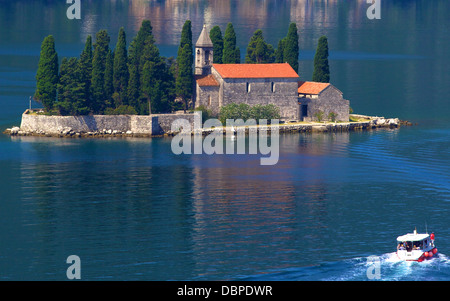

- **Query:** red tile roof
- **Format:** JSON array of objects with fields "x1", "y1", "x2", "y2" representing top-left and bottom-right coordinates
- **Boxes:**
[
  {"x1": 196, "y1": 74, "x2": 219, "y2": 86},
  {"x1": 213, "y1": 63, "x2": 299, "y2": 79},
  {"x1": 297, "y1": 81, "x2": 330, "y2": 95}
]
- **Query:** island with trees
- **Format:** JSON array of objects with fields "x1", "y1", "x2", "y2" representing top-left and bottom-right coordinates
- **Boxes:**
[{"x1": 4, "y1": 20, "x2": 407, "y2": 138}]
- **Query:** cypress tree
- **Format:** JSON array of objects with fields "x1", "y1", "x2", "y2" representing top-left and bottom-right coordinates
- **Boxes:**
[
  {"x1": 113, "y1": 27, "x2": 128, "y2": 106},
  {"x1": 223, "y1": 22, "x2": 240, "y2": 64},
  {"x1": 312, "y1": 35, "x2": 330, "y2": 83},
  {"x1": 91, "y1": 29, "x2": 110, "y2": 113},
  {"x1": 34, "y1": 35, "x2": 59, "y2": 112},
  {"x1": 176, "y1": 21, "x2": 194, "y2": 112},
  {"x1": 57, "y1": 57, "x2": 86, "y2": 115},
  {"x1": 283, "y1": 23, "x2": 299, "y2": 73},
  {"x1": 178, "y1": 20, "x2": 193, "y2": 66},
  {"x1": 245, "y1": 29, "x2": 275, "y2": 64},
  {"x1": 56, "y1": 57, "x2": 73, "y2": 115},
  {"x1": 235, "y1": 47, "x2": 241, "y2": 64},
  {"x1": 139, "y1": 37, "x2": 161, "y2": 115},
  {"x1": 176, "y1": 44, "x2": 193, "y2": 112},
  {"x1": 127, "y1": 43, "x2": 140, "y2": 110},
  {"x1": 127, "y1": 20, "x2": 155, "y2": 111},
  {"x1": 275, "y1": 37, "x2": 286, "y2": 63},
  {"x1": 104, "y1": 49, "x2": 114, "y2": 108},
  {"x1": 209, "y1": 26, "x2": 223, "y2": 64},
  {"x1": 78, "y1": 35, "x2": 92, "y2": 113}
]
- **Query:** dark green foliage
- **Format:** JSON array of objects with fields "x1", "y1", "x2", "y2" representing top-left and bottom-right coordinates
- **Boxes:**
[
  {"x1": 194, "y1": 105, "x2": 214, "y2": 122},
  {"x1": 104, "y1": 49, "x2": 114, "y2": 108},
  {"x1": 283, "y1": 23, "x2": 299, "y2": 73},
  {"x1": 178, "y1": 20, "x2": 193, "y2": 66},
  {"x1": 56, "y1": 57, "x2": 88, "y2": 115},
  {"x1": 140, "y1": 38, "x2": 161, "y2": 114},
  {"x1": 33, "y1": 21, "x2": 178, "y2": 116},
  {"x1": 219, "y1": 103, "x2": 280, "y2": 125},
  {"x1": 312, "y1": 35, "x2": 330, "y2": 83},
  {"x1": 78, "y1": 35, "x2": 93, "y2": 112},
  {"x1": 91, "y1": 29, "x2": 110, "y2": 113},
  {"x1": 209, "y1": 26, "x2": 223, "y2": 64},
  {"x1": 104, "y1": 105, "x2": 137, "y2": 115},
  {"x1": 34, "y1": 35, "x2": 59, "y2": 112},
  {"x1": 223, "y1": 22, "x2": 240, "y2": 64},
  {"x1": 275, "y1": 38, "x2": 286, "y2": 63},
  {"x1": 245, "y1": 29, "x2": 275, "y2": 64},
  {"x1": 127, "y1": 20, "x2": 155, "y2": 109},
  {"x1": 176, "y1": 20, "x2": 194, "y2": 112},
  {"x1": 176, "y1": 43, "x2": 193, "y2": 111},
  {"x1": 113, "y1": 27, "x2": 128, "y2": 106},
  {"x1": 249, "y1": 104, "x2": 280, "y2": 121}
]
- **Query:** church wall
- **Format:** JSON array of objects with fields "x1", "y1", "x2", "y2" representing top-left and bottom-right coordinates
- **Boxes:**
[
  {"x1": 195, "y1": 84, "x2": 220, "y2": 116},
  {"x1": 219, "y1": 77, "x2": 300, "y2": 121}
]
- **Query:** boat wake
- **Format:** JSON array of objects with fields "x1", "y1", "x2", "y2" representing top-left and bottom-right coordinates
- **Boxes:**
[{"x1": 241, "y1": 253, "x2": 450, "y2": 281}]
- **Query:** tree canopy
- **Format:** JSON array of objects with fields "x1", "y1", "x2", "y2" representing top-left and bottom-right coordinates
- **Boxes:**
[
  {"x1": 283, "y1": 23, "x2": 299, "y2": 73},
  {"x1": 312, "y1": 35, "x2": 330, "y2": 83},
  {"x1": 245, "y1": 29, "x2": 275, "y2": 64},
  {"x1": 209, "y1": 26, "x2": 223, "y2": 64},
  {"x1": 34, "y1": 35, "x2": 59, "y2": 112},
  {"x1": 223, "y1": 22, "x2": 240, "y2": 64}
]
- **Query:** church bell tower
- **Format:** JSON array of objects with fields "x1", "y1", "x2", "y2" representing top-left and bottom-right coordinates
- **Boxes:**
[{"x1": 195, "y1": 25, "x2": 214, "y2": 75}]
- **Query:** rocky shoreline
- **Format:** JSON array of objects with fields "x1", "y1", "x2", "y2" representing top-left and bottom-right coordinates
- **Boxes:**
[{"x1": 3, "y1": 114, "x2": 413, "y2": 138}]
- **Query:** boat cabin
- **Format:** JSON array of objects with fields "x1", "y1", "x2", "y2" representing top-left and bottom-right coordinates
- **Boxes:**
[{"x1": 397, "y1": 233, "x2": 432, "y2": 251}]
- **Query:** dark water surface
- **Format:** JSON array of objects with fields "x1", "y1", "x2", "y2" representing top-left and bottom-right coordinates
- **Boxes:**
[{"x1": 1, "y1": 0, "x2": 450, "y2": 280}]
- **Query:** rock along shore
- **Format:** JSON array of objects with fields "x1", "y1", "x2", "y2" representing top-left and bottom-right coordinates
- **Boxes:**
[{"x1": 3, "y1": 112, "x2": 413, "y2": 138}]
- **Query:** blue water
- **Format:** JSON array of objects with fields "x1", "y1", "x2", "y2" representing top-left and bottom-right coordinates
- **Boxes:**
[{"x1": 1, "y1": 0, "x2": 450, "y2": 281}]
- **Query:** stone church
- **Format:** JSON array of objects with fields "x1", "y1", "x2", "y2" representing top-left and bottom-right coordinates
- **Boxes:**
[{"x1": 194, "y1": 25, "x2": 349, "y2": 122}]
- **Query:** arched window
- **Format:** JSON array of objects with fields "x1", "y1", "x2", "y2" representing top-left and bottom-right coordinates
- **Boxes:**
[
  {"x1": 246, "y1": 82, "x2": 251, "y2": 93},
  {"x1": 271, "y1": 82, "x2": 275, "y2": 92}
]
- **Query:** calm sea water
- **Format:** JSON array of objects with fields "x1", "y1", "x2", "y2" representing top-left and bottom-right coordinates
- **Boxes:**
[{"x1": 1, "y1": 0, "x2": 450, "y2": 281}]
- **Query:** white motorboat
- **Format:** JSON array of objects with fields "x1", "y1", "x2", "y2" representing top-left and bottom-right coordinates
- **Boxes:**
[{"x1": 396, "y1": 228, "x2": 437, "y2": 262}]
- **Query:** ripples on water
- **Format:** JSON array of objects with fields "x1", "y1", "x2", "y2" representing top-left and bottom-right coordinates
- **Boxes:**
[{"x1": 0, "y1": 127, "x2": 447, "y2": 280}]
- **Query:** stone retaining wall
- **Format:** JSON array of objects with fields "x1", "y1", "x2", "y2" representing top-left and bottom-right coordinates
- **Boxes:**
[
  {"x1": 15, "y1": 110, "x2": 199, "y2": 137},
  {"x1": 4, "y1": 111, "x2": 408, "y2": 138}
]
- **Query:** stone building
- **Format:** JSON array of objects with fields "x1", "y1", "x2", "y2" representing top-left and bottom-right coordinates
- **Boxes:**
[
  {"x1": 194, "y1": 25, "x2": 349, "y2": 122},
  {"x1": 298, "y1": 81, "x2": 349, "y2": 122}
]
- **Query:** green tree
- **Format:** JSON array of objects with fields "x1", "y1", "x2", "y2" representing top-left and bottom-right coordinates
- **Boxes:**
[
  {"x1": 312, "y1": 35, "x2": 330, "y2": 83},
  {"x1": 283, "y1": 23, "x2": 299, "y2": 73},
  {"x1": 127, "y1": 20, "x2": 155, "y2": 110},
  {"x1": 223, "y1": 22, "x2": 240, "y2": 64},
  {"x1": 209, "y1": 25, "x2": 223, "y2": 64},
  {"x1": 78, "y1": 35, "x2": 93, "y2": 113},
  {"x1": 57, "y1": 57, "x2": 87, "y2": 115},
  {"x1": 139, "y1": 37, "x2": 161, "y2": 114},
  {"x1": 245, "y1": 29, "x2": 275, "y2": 64},
  {"x1": 56, "y1": 57, "x2": 75, "y2": 115},
  {"x1": 178, "y1": 20, "x2": 193, "y2": 66},
  {"x1": 176, "y1": 44, "x2": 193, "y2": 112},
  {"x1": 34, "y1": 35, "x2": 59, "y2": 112},
  {"x1": 275, "y1": 37, "x2": 286, "y2": 63},
  {"x1": 219, "y1": 103, "x2": 250, "y2": 124},
  {"x1": 91, "y1": 29, "x2": 110, "y2": 113},
  {"x1": 176, "y1": 21, "x2": 194, "y2": 112},
  {"x1": 113, "y1": 27, "x2": 129, "y2": 107},
  {"x1": 104, "y1": 49, "x2": 114, "y2": 108}
]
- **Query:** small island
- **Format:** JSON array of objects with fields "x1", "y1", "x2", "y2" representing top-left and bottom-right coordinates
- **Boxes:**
[{"x1": 4, "y1": 20, "x2": 410, "y2": 138}]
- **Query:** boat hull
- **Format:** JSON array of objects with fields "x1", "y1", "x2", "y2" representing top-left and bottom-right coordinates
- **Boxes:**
[{"x1": 397, "y1": 247, "x2": 437, "y2": 262}]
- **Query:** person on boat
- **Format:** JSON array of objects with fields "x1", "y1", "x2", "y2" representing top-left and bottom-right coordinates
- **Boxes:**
[{"x1": 398, "y1": 242, "x2": 405, "y2": 250}]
